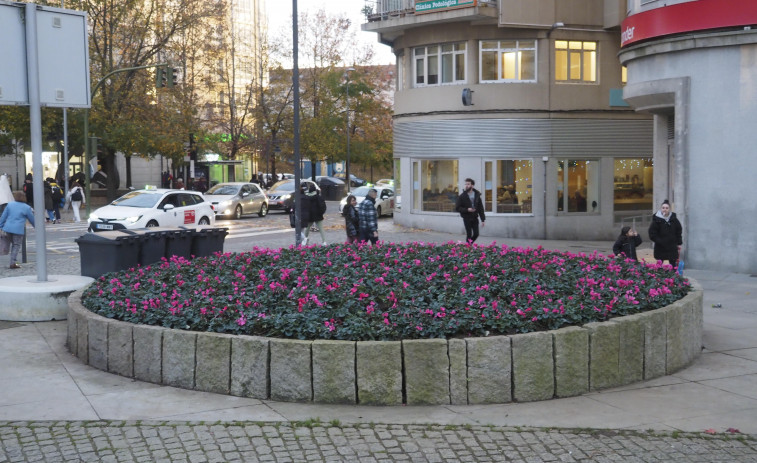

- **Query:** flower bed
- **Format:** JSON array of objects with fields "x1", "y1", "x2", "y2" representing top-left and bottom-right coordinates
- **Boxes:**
[{"x1": 80, "y1": 242, "x2": 690, "y2": 341}]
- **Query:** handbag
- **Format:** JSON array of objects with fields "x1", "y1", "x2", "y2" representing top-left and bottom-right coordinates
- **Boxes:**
[
  {"x1": 288, "y1": 209, "x2": 296, "y2": 228},
  {"x1": 0, "y1": 231, "x2": 10, "y2": 256}
]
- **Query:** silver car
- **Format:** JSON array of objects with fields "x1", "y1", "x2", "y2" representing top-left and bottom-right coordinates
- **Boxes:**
[{"x1": 205, "y1": 182, "x2": 269, "y2": 219}]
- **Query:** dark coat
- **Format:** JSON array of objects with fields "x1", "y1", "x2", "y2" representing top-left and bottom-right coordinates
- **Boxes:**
[
  {"x1": 455, "y1": 188, "x2": 486, "y2": 222},
  {"x1": 613, "y1": 235, "x2": 643, "y2": 260},
  {"x1": 299, "y1": 190, "x2": 326, "y2": 226},
  {"x1": 343, "y1": 204, "x2": 359, "y2": 238},
  {"x1": 43, "y1": 183, "x2": 53, "y2": 210},
  {"x1": 648, "y1": 212, "x2": 683, "y2": 260}
]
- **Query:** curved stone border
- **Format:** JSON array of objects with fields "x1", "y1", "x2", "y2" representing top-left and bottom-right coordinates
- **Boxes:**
[{"x1": 66, "y1": 280, "x2": 703, "y2": 405}]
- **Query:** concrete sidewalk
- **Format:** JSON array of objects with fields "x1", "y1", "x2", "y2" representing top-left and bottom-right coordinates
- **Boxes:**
[{"x1": 1, "y1": 224, "x2": 756, "y2": 461}]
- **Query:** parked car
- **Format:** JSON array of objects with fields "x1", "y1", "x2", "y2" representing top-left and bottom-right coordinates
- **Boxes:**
[
  {"x1": 333, "y1": 173, "x2": 367, "y2": 188},
  {"x1": 339, "y1": 185, "x2": 396, "y2": 217},
  {"x1": 88, "y1": 188, "x2": 215, "y2": 231},
  {"x1": 315, "y1": 176, "x2": 347, "y2": 200},
  {"x1": 205, "y1": 182, "x2": 269, "y2": 219},
  {"x1": 265, "y1": 179, "x2": 319, "y2": 213}
]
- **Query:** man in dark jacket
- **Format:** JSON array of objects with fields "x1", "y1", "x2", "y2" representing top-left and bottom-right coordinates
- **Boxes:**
[
  {"x1": 299, "y1": 183, "x2": 327, "y2": 245},
  {"x1": 358, "y1": 188, "x2": 379, "y2": 245},
  {"x1": 455, "y1": 178, "x2": 486, "y2": 243},
  {"x1": 648, "y1": 199, "x2": 683, "y2": 265}
]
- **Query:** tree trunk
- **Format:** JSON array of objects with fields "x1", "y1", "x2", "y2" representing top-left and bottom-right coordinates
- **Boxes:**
[{"x1": 125, "y1": 155, "x2": 132, "y2": 188}]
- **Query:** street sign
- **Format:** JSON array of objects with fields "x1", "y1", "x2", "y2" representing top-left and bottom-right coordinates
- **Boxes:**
[{"x1": 0, "y1": 4, "x2": 27, "y2": 105}]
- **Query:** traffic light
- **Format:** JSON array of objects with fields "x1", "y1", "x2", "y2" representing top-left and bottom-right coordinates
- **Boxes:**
[
  {"x1": 166, "y1": 67, "x2": 179, "y2": 87},
  {"x1": 155, "y1": 66, "x2": 167, "y2": 88}
]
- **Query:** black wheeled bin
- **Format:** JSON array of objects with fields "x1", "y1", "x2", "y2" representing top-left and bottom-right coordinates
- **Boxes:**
[
  {"x1": 182, "y1": 226, "x2": 229, "y2": 258},
  {"x1": 120, "y1": 228, "x2": 168, "y2": 265},
  {"x1": 157, "y1": 227, "x2": 194, "y2": 260},
  {"x1": 75, "y1": 231, "x2": 141, "y2": 278}
]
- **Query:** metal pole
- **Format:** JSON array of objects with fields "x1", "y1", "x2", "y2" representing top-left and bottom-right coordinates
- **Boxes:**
[
  {"x1": 293, "y1": 0, "x2": 302, "y2": 245},
  {"x1": 24, "y1": 3, "x2": 48, "y2": 281},
  {"x1": 346, "y1": 73, "x2": 351, "y2": 193}
]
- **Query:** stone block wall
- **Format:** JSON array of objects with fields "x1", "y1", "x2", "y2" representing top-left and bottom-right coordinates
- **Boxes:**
[{"x1": 67, "y1": 279, "x2": 703, "y2": 406}]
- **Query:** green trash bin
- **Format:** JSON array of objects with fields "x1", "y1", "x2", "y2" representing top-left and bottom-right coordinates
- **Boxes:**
[
  {"x1": 120, "y1": 228, "x2": 168, "y2": 265},
  {"x1": 75, "y1": 231, "x2": 141, "y2": 278},
  {"x1": 182, "y1": 226, "x2": 229, "y2": 258}
]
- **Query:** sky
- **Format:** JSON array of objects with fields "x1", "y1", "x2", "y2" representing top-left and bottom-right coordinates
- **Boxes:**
[{"x1": 264, "y1": 0, "x2": 395, "y2": 65}]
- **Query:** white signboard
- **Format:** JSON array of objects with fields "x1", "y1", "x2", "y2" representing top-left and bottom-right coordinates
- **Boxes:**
[{"x1": 0, "y1": 2, "x2": 90, "y2": 107}]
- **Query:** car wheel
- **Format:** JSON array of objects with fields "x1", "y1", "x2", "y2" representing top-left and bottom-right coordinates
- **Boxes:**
[
  {"x1": 234, "y1": 205, "x2": 243, "y2": 220},
  {"x1": 146, "y1": 220, "x2": 159, "y2": 227},
  {"x1": 376, "y1": 205, "x2": 382, "y2": 217},
  {"x1": 258, "y1": 203, "x2": 268, "y2": 217},
  {"x1": 198, "y1": 217, "x2": 210, "y2": 225}
]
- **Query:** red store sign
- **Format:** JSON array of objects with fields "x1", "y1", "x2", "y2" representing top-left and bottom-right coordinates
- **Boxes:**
[{"x1": 621, "y1": 0, "x2": 757, "y2": 48}]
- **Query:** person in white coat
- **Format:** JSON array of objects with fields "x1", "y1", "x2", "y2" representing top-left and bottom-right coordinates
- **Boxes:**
[{"x1": 67, "y1": 181, "x2": 85, "y2": 222}]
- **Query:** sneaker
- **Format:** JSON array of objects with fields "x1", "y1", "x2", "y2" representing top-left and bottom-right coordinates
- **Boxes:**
[
  {"x1": 321, "y1": 242, "x2": 328, "y2": 246},
  {"x1": 301, "y1": 237, "x2": 308, "y2": 245},
  {"x1": 9, "y1": 264, "x2": 20, "y2": 269}
]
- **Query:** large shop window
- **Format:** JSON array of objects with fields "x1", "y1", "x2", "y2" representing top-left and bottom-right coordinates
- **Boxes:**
[
  {"x1": 557, "y1": 160, "x2": 599, "y2": 213},
  {"x1": 393, "y1": 158, "x2": 402, "y2": 212},
  {"x1": 613, "y1": 158, "x2": 653, "y2": 221},
  {"x1": 480, "y1": 40, "x2": 536, "y2": 82},
  {"x1": 413, "y1": 160, "x2": 459, "y2": 212},
  {"x1": 414, "y1": 43, "x2": 466, "y2": 87},
  {"x1": 555, "y1": 41, "x2": 597, "y2": 83},
  {"x1": 483, "y1": 160, "x2": 533, "y2": 213}
]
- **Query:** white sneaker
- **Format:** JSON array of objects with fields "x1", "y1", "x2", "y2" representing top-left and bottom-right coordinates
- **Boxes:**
[
  {"x1": 321, "y1": 242, "x2": 328, "y2": 246},
  {"x1": 301, "y1": 236, "x2": 308, "y2": 245}
]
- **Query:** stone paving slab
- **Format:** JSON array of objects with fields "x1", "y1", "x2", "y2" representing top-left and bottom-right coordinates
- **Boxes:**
[{"x1": 0, "y1": 421, "x2": 754, "y2": 462}]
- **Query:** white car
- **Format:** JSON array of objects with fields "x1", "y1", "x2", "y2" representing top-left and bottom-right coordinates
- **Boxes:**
[
  {"x1": 339, "y1": 185, "x2": 395, "y2": 217},
  {"x1": 88, "y1": 188, "x2": 215, "y2": 231},
  {"x1": 375, "y1": 178, "x2": 394, "y2": 187}
]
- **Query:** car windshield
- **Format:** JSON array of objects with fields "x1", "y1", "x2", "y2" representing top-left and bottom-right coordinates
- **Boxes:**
[
  {"x1": 206, "y1": 184, "x2": 240, "y2": 195},
  {"x1": 110, "y1": 191, "x2": 161, "y2": 208},
  {"x1": 269, "y1": 181, "x2": 294, "y2": 192},
  {"x1": 351, "y1": 186, "x2": 372, "y2": 197}
]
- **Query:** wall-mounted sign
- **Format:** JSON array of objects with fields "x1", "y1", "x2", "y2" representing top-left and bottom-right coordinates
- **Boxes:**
[{"x1": 415, "y1": 0, "x2": 477, "y2": 15}]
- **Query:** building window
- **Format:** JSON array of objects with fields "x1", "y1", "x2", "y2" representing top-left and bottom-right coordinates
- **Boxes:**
[
  {"x1": 413, "y1": 160, "x2": 459, "y2": 212},
  {"x1": 621, "y1": 65, "x2": 627, "y2": 84},
  {"x1": 482, "y1": 160, "x2": 533, "y2": 213},
  {"x1": 557, "y1": 160, "x2": 599, "y2": 213},
  {"x1": 480, "y1": 40, "x2": 536, "y2": 82},
  {"x1": 613, "y1": 158, "x2": 653, "y2": 222},
  {"x1": 414, "y1": 43, "x2": 466, "y2": 87},
  {"x1": 393, "y1": 158, "x2": 402, "y2": 212},
  {"x1": 555, "y1": 41, "x2": 597, "y2": 82}
]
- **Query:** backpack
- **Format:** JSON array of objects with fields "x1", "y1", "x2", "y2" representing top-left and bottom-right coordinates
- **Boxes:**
[
  {"x1": 71, "y1": 188, "x2": 82, "y2": 201},
  {"x1": 51, "y1": 185, "x2": 63, "y2": 202}
]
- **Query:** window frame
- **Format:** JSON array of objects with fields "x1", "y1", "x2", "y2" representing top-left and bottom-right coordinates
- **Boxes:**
[
  {"x1": 479, "y1": 40, "x2": 538, "y2": 83},
  {"x1": 482, "y1": 159, "x2": 535, "y2": 215},
  {"x1": 413, "y1": 42, "x2": 467, "y2": 88},
  {"x1": 554, "y1": 40, "x2": 598, "y2": 83}
]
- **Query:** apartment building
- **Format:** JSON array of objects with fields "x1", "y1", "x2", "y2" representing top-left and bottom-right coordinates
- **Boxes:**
[
  {"x1": 364, "y1": 0, "x2": 654, "y2": 241},
  {"x1": 619, "y1": 0, "x2": 757, "y2": 273}
]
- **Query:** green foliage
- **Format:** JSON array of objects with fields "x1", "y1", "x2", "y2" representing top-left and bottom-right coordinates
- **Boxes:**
[{"x1": 81, "y1": 242, "x2": 690, "y2": 341}]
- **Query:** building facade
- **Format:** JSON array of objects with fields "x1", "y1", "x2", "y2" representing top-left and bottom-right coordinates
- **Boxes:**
[
  {"x1": 619, "y1": 0, "x2": 757, "y2": 273},
  {"x1": 365, "y1": 0, "x2": 654, "y2": 241}
]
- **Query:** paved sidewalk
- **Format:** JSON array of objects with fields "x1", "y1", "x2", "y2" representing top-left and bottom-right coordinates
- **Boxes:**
[{"x1": 1, "y1": 218, "x2": 756, "y2": 461}]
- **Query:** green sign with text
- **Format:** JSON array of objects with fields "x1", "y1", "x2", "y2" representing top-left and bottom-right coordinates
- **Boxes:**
[{"x1": 415, "y1": 0, "x2": 476, "y2": 14}]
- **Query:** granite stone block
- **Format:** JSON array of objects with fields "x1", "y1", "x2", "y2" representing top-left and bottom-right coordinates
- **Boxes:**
[
  {"x1": 641, "y1": 310, "x2": 667, "y2": 380},
  {"x1": 586, "y1": 321, "x2": 620, "y2": 390},
  {"x1": 312, "y1": 340, "x2": 356, "y2": 404},
  {"x1": 356, "y1": 341, "x2": 402, "y2": 405},
  {"x1": 553, "y1": 326, "x2": 589, "y2": 398},
  {"x1": 107, "y1": 321, "x2": 133, "y2": 378},
  {"x1": 512, "y1": 332, "x2": 554, "y2": 402},
  {"x1": 196, "y1": 333, "x2": 232, "y2": 394},
  {"x1": 162, "y1": 330, "x2": 197, "y2": 389},
  {"x1": 133, "y1": 324, "x2": 164, "y2": 384},
  {"x1": 664, "y1": 304, "x2": 685, "y2": 374},
  {"x1": 466, "y1": 336, "x2": 511, "y2": 404},
  {"x1": 76, "y1": 311, "x2": 88, "y2": 364},
  {"x1": 231, "y1": 336, "x2": 269, "y2": 399},
  {"x1": 66, "y1": 307, "x2": 78, "y2": 356},
  {"x1": 448, "y1": 339, "x2": 467, "y2": 405},
  {"x1": 270, "y1": 339, "x2": 312, "y2": 402},
  {"x1": 87, "y1": 317, "x2": 108, "y2": 371},
  {"x1": 618, "y1": 314, "x2": 644, "y2": 384},
  {"x1": 403, "y1": 339, "x2": 450, "y2": 405}
]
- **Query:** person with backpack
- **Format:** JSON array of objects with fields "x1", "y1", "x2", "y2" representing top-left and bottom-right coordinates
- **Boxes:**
[
  {"x1": 68, "y1": 181, "x2": 85, "y2": 223},
  {"x1": 48, "y1": 178, "x2": 63, "y2": 224}
]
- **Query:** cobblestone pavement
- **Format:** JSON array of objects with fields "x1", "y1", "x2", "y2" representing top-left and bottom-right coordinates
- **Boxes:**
[{"x1": 1, "y1": 421, "x2": 756, "y2": 463}]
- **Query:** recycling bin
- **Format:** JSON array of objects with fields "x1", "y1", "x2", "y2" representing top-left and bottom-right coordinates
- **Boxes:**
[
  {"x1": 120, "y1": 228, "x2": 168, "y2": 265},
  {"x1": 182, "y1": 226, "x2": 229, "y2": 258},
  {"x1": 75, "y1": 231, "x2": 141, "y2": 278},
  {"x1": 161, "y1": 227, "x2": 194, "y2": 260}
]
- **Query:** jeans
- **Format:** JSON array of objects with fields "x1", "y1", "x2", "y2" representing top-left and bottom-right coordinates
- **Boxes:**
[
  {"x1": 8, "y1": 232, "x2": 23, "y2": 266},
  {"x1": 463, "y1": 217, "x2": 480, "y2": 243},
  {"x1": 359, "y1": 229, "x2": 378, "y2": 245},
  {"x1": 303, "y1": 220, "x2": 327, "y2": 244}
]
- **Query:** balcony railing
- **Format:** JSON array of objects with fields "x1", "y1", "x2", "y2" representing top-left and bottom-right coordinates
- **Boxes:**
[{"x1": 366, "y1": 0, "x2": 416, "y2": 21}]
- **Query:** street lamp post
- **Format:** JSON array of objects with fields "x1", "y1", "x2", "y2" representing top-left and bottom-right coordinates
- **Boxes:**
[{"x1": 344, "y1": 67, "x2": 355, "y2": 192}]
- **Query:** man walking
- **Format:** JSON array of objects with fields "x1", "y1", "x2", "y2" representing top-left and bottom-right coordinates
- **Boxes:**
[
  {"x1": 0, "y1": 197, "x2": 35, "y2": 269},
  {"x1": 358, "y1": 188, "x2": 379, "y2": 245},
  {"x1": 455, "y1": 178, "x2": 485, "y2": 243}
]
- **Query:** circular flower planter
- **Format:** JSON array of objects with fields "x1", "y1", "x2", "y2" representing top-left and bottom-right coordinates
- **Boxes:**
[{"x1": 66, "y1": 280, "x2": 703, "y2": 405}]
